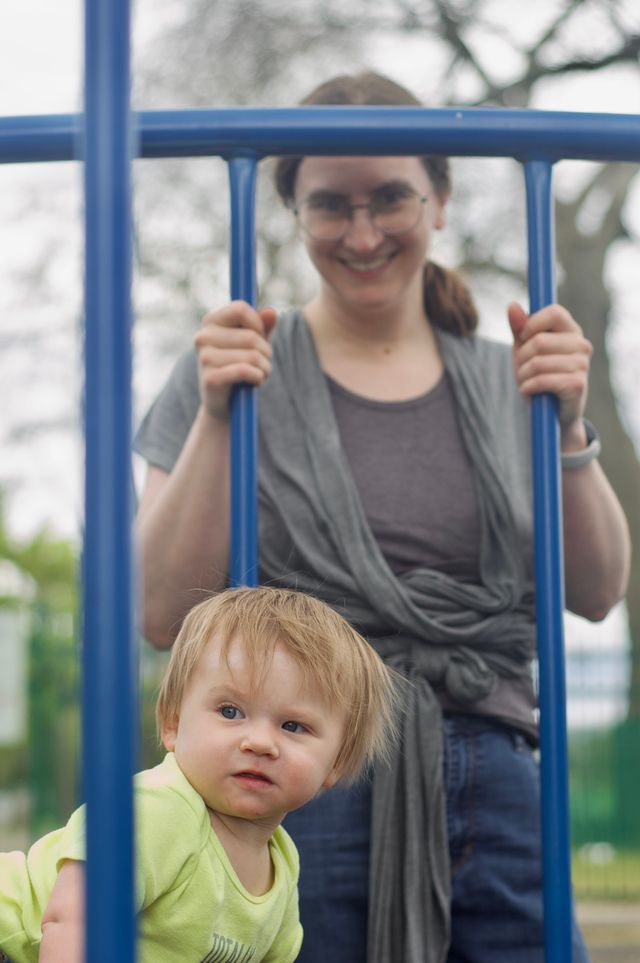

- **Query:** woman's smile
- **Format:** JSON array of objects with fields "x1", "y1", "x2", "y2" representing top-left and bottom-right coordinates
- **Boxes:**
[{"x1": 338, "y1": 252, "x2": 396, "y2": 275}]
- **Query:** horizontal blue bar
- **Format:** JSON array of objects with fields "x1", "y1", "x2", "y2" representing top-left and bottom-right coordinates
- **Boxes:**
[{"x1": 1, "y1": 106, "x2": 639, "y2": 165}]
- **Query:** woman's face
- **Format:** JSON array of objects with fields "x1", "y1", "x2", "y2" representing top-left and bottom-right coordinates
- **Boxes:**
[{"x1": 293, "y1": 155, "x2": 447, "y2": 317}]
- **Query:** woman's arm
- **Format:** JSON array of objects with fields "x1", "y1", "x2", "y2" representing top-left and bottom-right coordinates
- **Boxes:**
[
  {"x1": 39, "y1": 860, "x2": 85, "y2": 963},
  {"x1": 136, "y1": 303, "x2": 277, "y2": 649},
  {"x1": 559, "y1": 435, "x2": 630, "y2": 619},
  {"x1": 508, "y1": 302, "x2": 630, "y2": 621},
  {"x1": 136, "y1": 410, "x2": 231, "y2": 649}
]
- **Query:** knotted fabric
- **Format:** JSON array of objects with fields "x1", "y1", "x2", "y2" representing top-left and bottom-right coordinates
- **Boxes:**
[{"x1": 257, "y1": 310, "x2": 536, "y2": 963}]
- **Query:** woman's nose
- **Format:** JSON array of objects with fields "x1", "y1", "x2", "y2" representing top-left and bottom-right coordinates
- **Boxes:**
[{"x1": 342, "y1": 207, "x2": 384, "y2": 250}]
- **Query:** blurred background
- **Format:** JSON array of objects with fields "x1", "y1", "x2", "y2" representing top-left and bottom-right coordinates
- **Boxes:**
[{"x1": 1, "y1": 1, "x2": 639, "y2": 958}]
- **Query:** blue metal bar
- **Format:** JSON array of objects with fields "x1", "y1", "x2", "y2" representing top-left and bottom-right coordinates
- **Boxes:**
[
  {"x1": 1, "y1": 106, "x2": 640, "y2": 164},
  {"x1": 82, "y1": 0, "x2": 136, "y2": 959},
  {"x1": 524, "y1": 160, "x2": 572, "y2": 963},
  {"x1": 228, "y1": 155, "x2": 259, "y2": 587},
  {"x1": 3, "y1": 55, "x2": 638, "y2": 961}
]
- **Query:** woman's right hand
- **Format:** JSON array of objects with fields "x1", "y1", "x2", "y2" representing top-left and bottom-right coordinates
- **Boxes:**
[{"x1": 194, "y1": 301, "x2": 278, "y2": 421}]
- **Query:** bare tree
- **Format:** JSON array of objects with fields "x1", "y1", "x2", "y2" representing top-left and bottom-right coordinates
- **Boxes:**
[
  {"x1": 396, "y1": 0, "x2": 640, "y2": 724},
  {"x1": 556, "y1": 165, "x2": 640, "y2": 717}
]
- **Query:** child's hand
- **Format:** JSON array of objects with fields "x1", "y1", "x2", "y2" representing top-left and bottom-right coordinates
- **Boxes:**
[
  {"x1": 39, "y1": 860, "x2": 85, "y2": 963},
  {"x1": 508, "y1": 301, "x2": 593, "y2": 450}
]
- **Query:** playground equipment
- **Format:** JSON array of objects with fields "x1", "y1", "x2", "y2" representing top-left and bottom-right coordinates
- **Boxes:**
[{"x1": 1, "y1": 0, "x2": 639, "y2": 960}]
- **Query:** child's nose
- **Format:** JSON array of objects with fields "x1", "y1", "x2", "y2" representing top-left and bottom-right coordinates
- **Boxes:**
[{"x1": 240, "y1": 723, "x2": 279, "y2": 757}]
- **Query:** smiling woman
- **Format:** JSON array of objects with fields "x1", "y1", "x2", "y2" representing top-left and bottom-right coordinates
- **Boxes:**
[{"x1": 133, "y1": 71, "x2": 630, "y2": 963}]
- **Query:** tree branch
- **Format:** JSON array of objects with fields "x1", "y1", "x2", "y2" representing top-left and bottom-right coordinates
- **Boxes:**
[{"x1": 431, "y1": 0, "x2": 495, "y2": 92}]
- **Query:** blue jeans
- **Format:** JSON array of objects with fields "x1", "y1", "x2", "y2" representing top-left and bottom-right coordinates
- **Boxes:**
[{"x1": 284, "y1": 714, "x2": 590, "y2": 963}]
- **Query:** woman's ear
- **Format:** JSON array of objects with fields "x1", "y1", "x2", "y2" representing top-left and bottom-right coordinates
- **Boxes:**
[{"x1": 433, "y1": 191, "x2": 449, "y2": 230}]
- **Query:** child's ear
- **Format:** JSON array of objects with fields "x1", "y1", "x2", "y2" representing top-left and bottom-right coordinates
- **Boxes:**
[
  {"x1": 161, "y1": 719, "x2": 178, "y2": 752},
  {"x1": 321, "y1": 766, "x2": 341, "y2": 791}
]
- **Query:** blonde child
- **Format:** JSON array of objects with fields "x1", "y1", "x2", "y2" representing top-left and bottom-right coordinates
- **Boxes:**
[{"x1": 0, "y1": 587, "x2": 400, "y2": 963}]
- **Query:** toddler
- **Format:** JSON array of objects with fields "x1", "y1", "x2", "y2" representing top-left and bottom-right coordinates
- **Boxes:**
[{"x1": 0, "y1": 586, "x2": 400, "y2": 963}]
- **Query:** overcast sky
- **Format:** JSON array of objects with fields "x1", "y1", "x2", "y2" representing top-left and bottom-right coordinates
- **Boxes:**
[{"x1": 0, "y1": 1, "x2": 82, "y2": 115}]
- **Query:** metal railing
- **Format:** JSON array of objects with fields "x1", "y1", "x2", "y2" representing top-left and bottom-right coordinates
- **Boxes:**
[{"x1": 1, "y1": 0, "x2": 639, "y2": 959}]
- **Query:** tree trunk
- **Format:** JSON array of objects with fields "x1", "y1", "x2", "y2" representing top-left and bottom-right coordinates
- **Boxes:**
[{"x1": 556, "y1": 166, "x2": 640, "y2": 720}]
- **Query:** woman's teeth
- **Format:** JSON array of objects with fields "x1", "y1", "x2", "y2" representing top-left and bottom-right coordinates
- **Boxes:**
[{"x1": 345, "y1": 257, "x2": 389, "y2": 272}]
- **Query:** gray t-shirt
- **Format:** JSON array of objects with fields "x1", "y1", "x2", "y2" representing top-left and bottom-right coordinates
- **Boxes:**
[
  {"x1": 324, "y1": 373, "x2": 536, "y2": 740},
  {"x1": 326, "y1": 373, "x2": 480, "y2": 580}
]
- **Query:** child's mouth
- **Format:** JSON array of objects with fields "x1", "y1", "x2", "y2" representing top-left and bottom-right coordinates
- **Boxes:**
[{"x1": 234, "y1": 770, "x2": 274, "y2": 787}]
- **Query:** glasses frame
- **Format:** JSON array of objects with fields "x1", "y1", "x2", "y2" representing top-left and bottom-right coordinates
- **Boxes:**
[{"x1": 293, "y1": 191, "x2": 428, "y2": 241}]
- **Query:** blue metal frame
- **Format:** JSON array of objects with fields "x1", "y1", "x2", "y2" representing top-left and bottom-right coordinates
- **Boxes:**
[
  {"x1": 2, "y1": 3, "x2": 639, "y2": 958},
  {"x1": 228, "y1": 155, "x2": 260, "y2": 588},
  {"x1": 82, "y1": 0, "x2": 136, "y2": 960},
  {"x1": 525, "y1": 161, "x2": 572, "y2": 962},
  {"x1": 2, "y1": 106, "x2": 640, "y2": 164}
]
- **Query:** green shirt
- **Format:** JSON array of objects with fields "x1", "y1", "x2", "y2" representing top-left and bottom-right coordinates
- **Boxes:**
[{"x1": 0, "y1": 753, "x2": 302, "y2": 962}]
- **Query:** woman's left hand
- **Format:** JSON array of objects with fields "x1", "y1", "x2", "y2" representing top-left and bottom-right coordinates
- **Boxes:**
[{"x1": 508, "y1": 301, "x2": 593, "y2": 449}]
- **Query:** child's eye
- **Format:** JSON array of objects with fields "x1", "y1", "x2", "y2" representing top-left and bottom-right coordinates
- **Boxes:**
[
  {"x1": 219, "y1": 704, "x2": 242, "y2": 720},
  {"x1": 282, "y1": 720, "x2": 306, "y2": 734}
]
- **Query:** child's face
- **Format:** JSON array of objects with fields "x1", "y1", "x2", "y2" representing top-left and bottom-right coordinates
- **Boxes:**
[{"x1": 162, "y1": 633, "x2": 347, "y2": 830}]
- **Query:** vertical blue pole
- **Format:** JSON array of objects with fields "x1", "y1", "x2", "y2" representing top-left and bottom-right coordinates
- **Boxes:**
[
  {"x1": 524, "y1": 160, "x2": 572, "y2": 962},
  {"x1": 83, "y1": 0, "x2": 136, "y2": 959},
  {"x1": 228, "y1": 155, "x2": 259, "y2": 587}
]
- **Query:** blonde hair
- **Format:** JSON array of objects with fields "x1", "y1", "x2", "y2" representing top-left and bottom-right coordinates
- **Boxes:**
[
  {"x1": 156, "y1": 586, "x2": 401, "y2": 784},
  {"x1": 273, "y1": 70, "x2": 478, "y2": 337}
]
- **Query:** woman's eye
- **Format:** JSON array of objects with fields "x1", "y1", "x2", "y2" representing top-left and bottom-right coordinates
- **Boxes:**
[
  {"x1": 377, "y1": 190, "x2": 405, "y2": 208},
  {"x1": 219, "y1": 705, "x2": 241, "y2": 720},
  {"x1": 282, "y1": 720, "x2": 306, "y2": 734},
  {"x1": 308, "y1": 196, "x2": 345, "y2": 213}
]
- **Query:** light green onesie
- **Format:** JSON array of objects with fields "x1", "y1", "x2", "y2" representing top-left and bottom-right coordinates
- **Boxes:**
[{"x1": 0, "y1": 752, "x2": 302, "y2": 963}]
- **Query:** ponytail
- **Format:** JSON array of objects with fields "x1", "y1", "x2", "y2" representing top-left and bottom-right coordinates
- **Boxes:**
[{"x1": 423, "y1": 261, "x2": 478, "y2": 337}]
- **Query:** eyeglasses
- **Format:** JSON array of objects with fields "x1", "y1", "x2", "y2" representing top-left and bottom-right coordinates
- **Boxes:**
[{"x1": 294, "y1": 188, "x2": 428, "y2": 242}]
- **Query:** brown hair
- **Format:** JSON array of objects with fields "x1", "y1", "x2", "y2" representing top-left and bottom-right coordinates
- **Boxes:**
[
  {"x1": 273, "y1": 71, "x2": 478, "y2": 336},
  {"x1": 156, "y1": 586, "x2": 401, "y2": 784}
]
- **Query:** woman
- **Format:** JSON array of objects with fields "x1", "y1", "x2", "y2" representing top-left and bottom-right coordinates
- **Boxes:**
[{"x1": 134, "y1": 73, "x2": 629, "y2": 963}]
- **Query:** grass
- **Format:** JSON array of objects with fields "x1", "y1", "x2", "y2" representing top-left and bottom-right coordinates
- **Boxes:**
[{"x1": 573, "y1": 847, "x2": 640, "y2": 901}]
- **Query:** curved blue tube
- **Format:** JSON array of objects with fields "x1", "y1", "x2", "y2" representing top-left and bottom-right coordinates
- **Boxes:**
[{"x1": 4, "y1": 18, "x2": 638, "y2": 956}]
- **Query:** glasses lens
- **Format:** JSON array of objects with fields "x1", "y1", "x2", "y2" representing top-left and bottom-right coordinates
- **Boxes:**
[
  {"x1": 298, "y1": 199, "x2": 349, "y2": 241},
  {"x1": 373, "y1": 192, "x2": 423, "y2": 235},
  {"x1": 297, "y1": 192, "x2": 425, "y2": 240}
]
